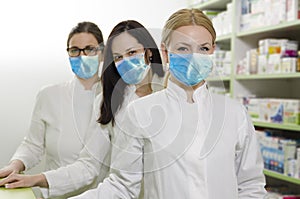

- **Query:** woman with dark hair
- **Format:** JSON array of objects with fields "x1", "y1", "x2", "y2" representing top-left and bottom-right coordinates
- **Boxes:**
[
  {"x1": 69, "y1": 20, "x2": 165, "y2": 199},
  {"x1": 0, "y1": 21, "x2": 110, "y2": 199},
  {"x1": 98, "y1": 20, "x2": 165, "y2": 128}
]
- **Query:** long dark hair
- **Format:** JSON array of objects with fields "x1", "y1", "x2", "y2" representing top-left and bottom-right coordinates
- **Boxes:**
[{"x1": 98, "y1": 20, "x2": 164, "y2": 126}]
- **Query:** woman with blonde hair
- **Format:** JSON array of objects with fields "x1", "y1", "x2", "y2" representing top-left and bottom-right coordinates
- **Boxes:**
[{"x1": 70, "y1": 8, "x2": 266, "y2": 199}]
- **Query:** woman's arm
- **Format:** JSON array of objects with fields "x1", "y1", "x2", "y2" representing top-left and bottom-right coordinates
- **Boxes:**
[
  {"x1": 235, "y1": 107, "x2": 267, "y2": 198},
  {"x1": 69, "y1": 105, "x2": 144, "y2": 199}
]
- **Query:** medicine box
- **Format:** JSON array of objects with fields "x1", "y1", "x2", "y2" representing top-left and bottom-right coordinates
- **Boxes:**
[{"x1": 283, "y1": 99, "x2": 300, "y2": 125}]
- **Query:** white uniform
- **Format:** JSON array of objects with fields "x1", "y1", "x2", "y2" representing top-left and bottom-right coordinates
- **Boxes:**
[
  {"x1": 11, "y1": 78, "x2": 111, "y2": 199},
  {"x1": 70, "y1": 80, "x2": 267, "y2": 199}
]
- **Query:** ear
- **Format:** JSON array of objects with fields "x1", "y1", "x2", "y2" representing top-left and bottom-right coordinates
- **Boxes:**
[
  {"x1": 98, "y1": 50, "x2": 104, "y2": 62},
  {"x1": 145, "y1": 49, "x2": 153, "y2": 64},
  {"x1": 160, "y1": 43, "x2": 169, "y2": 66},
  {"x1": 146, "y1": 49, "x2": 153, "y2": 58},
  {"x1": 211, "y1": 43, "x2": 216, "y2": 54}
]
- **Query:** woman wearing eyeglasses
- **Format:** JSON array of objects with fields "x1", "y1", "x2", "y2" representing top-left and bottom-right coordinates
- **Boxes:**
[{"x1": 0, "y1": 21, "x2": 110, "y2": 199}]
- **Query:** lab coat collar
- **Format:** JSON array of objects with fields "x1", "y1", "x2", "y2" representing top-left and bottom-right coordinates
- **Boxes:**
[
  {"x1": 166, "y1": 80, "x2": 209, "y2": 103},
  {"x1": 73, "y1": 76, "x2": 101, "y2": 95},
  {"x1": 166, "y1": 80, "x2": 226, "y2": 159}
]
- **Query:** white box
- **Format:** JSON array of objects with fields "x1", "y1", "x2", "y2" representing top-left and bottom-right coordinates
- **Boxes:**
[
  {"x1": 258, "y1": 54, "x2": 268, "y2": 74},
  {"x1": 259, "y1": 99, "x2": 284, "y2": 123},
  {"x1": 281, "y1": 57, "x2": 297, "y2": 73},
  {"x1": 286, "y1": 0, "x2": 299, "y2": 21},
  {"x1": 267, "y1": 54, "x2": 281, "y2": 73},
  {"x1": 283, "y1": 99, "x2": 300, "y2": 125}
]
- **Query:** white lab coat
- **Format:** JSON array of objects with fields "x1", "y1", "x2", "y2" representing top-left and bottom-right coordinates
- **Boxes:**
[
  {"x1": 70, "y1": 80, "x2": 267, "y2": 199},
  {"x1": 11, "y1": 78, "x2": 111, "y2": 199}
]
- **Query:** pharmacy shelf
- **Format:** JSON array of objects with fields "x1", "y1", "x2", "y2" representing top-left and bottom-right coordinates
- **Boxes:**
[
  {"x1": 237, "y1": 20, "x2": 300, "y2": 37},
  {"x1": 190, "y1": 0, "x2": 231, "y2": 10},
  {"x1": 207, "y1": 76, "x2": 231, "y2": 81},
  {"x1": 216, "y1": 33, "x2": 232, "y2": 42},
  {"x1": 235, "y1": 73, "x2": 300, "y2": 80},
  {"x1": 264, "y1": 170, "x2": 300, "y2": 185},
  {"x1": 253, "y1": 121, "x2": 300, "y2": 132}
]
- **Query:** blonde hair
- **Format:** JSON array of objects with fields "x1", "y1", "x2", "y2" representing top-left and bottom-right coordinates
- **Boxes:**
[{"x1": 161, "y1": 8, "x2": 216, "y2": 46}]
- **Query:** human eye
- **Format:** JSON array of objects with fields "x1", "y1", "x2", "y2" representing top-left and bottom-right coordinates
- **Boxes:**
[
  {"x1": 177, "y1": 46, "x2": 189, "y2": 52},
  {"x1": 175, "y1": 45, "x2": 191, "y2": 54},
  {"x1": 113, "y1": 55, "x2": 123, "y2": 63},
  {"x1": 127, "y1": 50, "x2": 138, "y2": 57},
  {"x1": 84, "y1": 46, "x2": 98, "y2": 56},
  {"x1": 200, "y1": 46, "x2": 210, "y2": 52},
  {"x1": 68, "y1": 47, "x2": 80, "y2": 57}
]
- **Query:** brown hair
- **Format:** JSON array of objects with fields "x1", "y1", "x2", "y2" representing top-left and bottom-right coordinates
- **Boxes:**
[
  {"x1": 161, "y1": 8, "x2": 216, "y2": 46},
  {"x1": 67, "y1": 21, "x2": 104, "y2": 50}
]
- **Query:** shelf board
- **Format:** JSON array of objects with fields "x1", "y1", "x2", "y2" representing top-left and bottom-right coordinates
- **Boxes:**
[
  {"x1": 237, "y1": 20, "x2": 300, "y2": 37},
  {"x1": 253, "y1": 121, "x2": 300, "y2": 132},
  {"x1": 190, "y1": 0, "x2": 231, "y2": 10},
  {"x1": 207, "y1": 76, "x2": 231, "y2": 81},
  {"x1": 264, "y1": 170, "x2": 300, "y2": 185},
  {"x1": 216, "y1": 33, "x2": 232, "y2": 42},
  {"x1": 235, "y1": 73, "x2": 300, "y2": 80}
]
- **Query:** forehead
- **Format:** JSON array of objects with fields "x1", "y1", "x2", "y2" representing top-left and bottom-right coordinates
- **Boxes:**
[
  {"x1": 69, "y1": 33, "x2": 98, "y2": 47},
  {"x1": 111, "y1": 32, "x2": 142, "y2": 53},
  {"x1": 169, "y1": 25, "x2": 213, "y2": 46}
]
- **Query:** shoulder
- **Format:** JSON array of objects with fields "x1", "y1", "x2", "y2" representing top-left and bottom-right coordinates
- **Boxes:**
[
  {"x1": 129, "y1": 89, "x2": 167, "y2": 108},
  {"x1": 39, "y1": 79, "x2": 72, "y2": 93},
  {"x1": 211, "y1": 93, "x2": 248, "y2": 125},
  {"x1": 36, "y1": 80, "x2": 72, "y2": 100},
  {"x1": 212, "y1": 93, "x2": 244, "y2": 111},
  {"x1": 123, "y1": 90, "x2": 167, "y2": 122}
]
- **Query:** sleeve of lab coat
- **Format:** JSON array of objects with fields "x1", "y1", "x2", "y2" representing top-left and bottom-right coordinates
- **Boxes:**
[
  {"x1": 42, "y1": 120, "x2": 111, "y2": 198},
  {"x1": 10, "y1": 89, "x2": 46, "y2": 170},
  {"x1": 235, "y1": 106, "x2": 267, "y2": 199},
  {"x1": 68, "y1": 105, "x2": 144, "y2": 199}
]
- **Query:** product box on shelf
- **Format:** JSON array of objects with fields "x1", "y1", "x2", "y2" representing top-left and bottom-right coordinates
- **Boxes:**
[
  {"x1": 257, "y1": 131, "x2": 298, "y2": 176},
  {"x1": 280, "y1": 139, "x2": 298, "y2": 176},
  {"x1": 246, "y1": 98, "x2": 300, "y2": 125},
  {"x1": 246, "y1": 98, "x2": 260, "y2": 121},
  {"x1": 211, "y1": 8, "x2": 232, "y2": 36},
  {"x1": 265, "y1": 0, "x2": 286, "y2": 25},
  {"x1": 281, "y1": 57, "x2": 297, "y2": 73},
  {"x1": 258, "y1": 54, "x2": 268, "y2": 73},
  {"x1": 267, "y1": 54, "x2": 282, "y2": 73},
  {"x1": 240, "y1": 0, "x2": 289, "y2": 31},
  {"x1": 286, "y1": 0, "x2": 300, "y2": 21},
  {"x1": 260, "y1": 99, "x2": 284, "y2": 123},
  {"x1": 283, "y1": 99, "x2": 300, "y2": 125}
]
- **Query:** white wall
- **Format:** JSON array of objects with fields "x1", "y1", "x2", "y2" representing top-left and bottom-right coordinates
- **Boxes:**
[{"x1": 0, "y1": 0, "x2": 186, "y2": 169}]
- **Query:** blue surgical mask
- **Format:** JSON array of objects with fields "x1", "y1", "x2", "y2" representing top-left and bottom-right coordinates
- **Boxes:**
[
  {"x1": 116, "y1": 53, "x2": 150, "y2": 85},
  {"x1": 69, "y1": 55, "x2": 99, "y2": 79},
  {"x1": 169, "y1": 53, "x2": 213, "y2": 86}
]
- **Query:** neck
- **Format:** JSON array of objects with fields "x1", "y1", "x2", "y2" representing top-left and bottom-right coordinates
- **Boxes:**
[
  {"x1": 135, "y1": 83, "x2": 153, "y2": 97},
  {"x1": 77, "y1": 74, "x2": 99, "y2": 90},
  {"x1": 135, "y1": 69, "x2": 153, "y2": 97},
  {"x1": 169, "y1": 76, "x2": 205, "y2": 103}
]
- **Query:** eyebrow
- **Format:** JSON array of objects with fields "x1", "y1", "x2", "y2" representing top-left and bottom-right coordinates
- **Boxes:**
[
  {"x1": 113, "y1": 46, "x2": 142, "y2": 55},
  {"x1": 176, "y1": 41, "x2": 212, "y2": 47}
]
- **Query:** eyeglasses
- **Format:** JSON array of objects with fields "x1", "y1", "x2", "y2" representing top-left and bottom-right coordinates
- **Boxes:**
[{"x1": 67, "y1": 46, "x2": 100, "y2": 57}]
